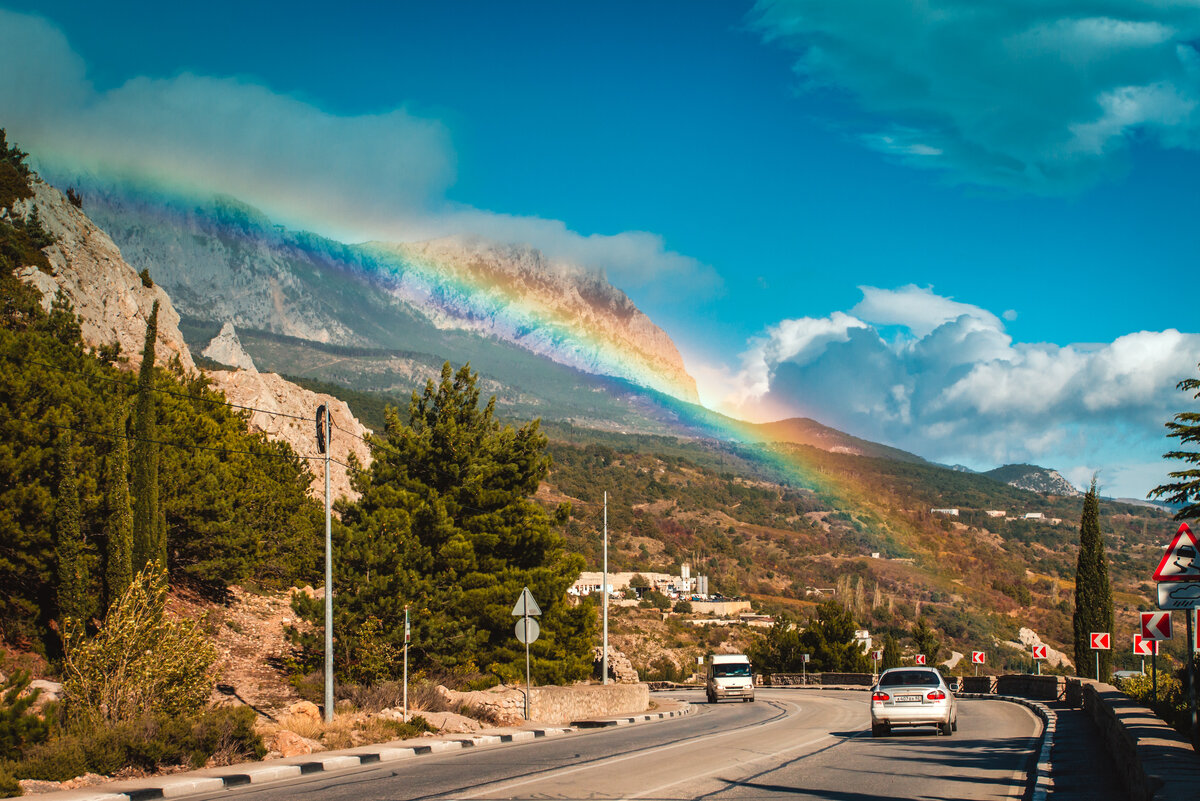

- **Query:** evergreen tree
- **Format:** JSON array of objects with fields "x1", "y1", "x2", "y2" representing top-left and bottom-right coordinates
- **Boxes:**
[
  {"x1": 881, "y1": 633, "x2": 902, "y2": 670},
  {"x1": 54, "y1": 436, "x2": 89, "y2": 630},
  {"x1": 1073, "y1": 479, "x2": 1114, "y2": 679},
  {"x1": 104, "y1": 401, "x2": 133, "y2": 609},
  {"x1": 794, "y1": 600, "x2": 870, "y2": 672},
  {"x1": 1150, "y1": 362, "x2": 1200, "y2": 521},
  {"x1": 293, "y1": 363, "x2": 594, "y2": 685},
  {"x1": 131, "y1": 301, "x2": 160, "y2": 573},
  {"x1": 911, "y1": 616, "x2": 941, "y2": 666}
]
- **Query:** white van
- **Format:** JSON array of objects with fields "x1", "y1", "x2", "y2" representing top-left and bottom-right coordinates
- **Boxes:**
[{"x1": 705, "y1": 654, "x2": 754, "y2": 703}]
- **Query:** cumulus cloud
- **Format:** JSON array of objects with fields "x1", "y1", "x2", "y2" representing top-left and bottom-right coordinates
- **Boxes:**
[
  {"x1": 713, "y1": 286, "x2": 1198, "y2": 497},
  {"x1": 752, "y1": 0, "x2": 1200, "y2": 192},
  {"x1": 0, "y1": 9, "x2": 718, "y2": 294}
]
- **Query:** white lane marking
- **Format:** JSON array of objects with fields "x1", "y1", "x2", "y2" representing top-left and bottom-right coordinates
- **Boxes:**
[{"x1": 455, "y1": 697, "x2": 855, "y2": 800}]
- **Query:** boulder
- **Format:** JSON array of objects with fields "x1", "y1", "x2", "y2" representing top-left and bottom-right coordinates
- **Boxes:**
[
  {"x1": 286, "y1": 700, "x2": 321, "y2": 723},
  {"x1": 266, "y1": 729, "x2": 321, "y2": 757},
  {"x1": 593, "y1": 646, "x2": 640, "y2": 684}
]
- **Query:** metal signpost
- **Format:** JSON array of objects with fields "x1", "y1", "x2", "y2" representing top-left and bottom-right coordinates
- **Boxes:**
[
  {"x1": 512, "y1": 587, "x2": 542, "y2": 720},
  {"x1": 1141, "y1": 610, "x2": 1172, "y2": 705},
  {"x1": 1152, "y1": 522, "x2": 1199, "y2": 743},
  {"x1": 1133, "y1": 634, "x2": 1157, "y2": 677},
  {"x1": 801, "y1": 653, "x2": 809, "y2": 684},
  {"x1": 1032, "y1": 644, "x2": 1047, "y2": 675},
  {"x1": 1090, "y1": 632, "x2": 1110, "y2": 681},
  {"x1": 403, "y1": 605, "x2": 410, "y2": 720}
]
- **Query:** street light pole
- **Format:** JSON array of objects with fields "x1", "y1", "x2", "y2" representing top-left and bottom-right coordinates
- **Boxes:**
[
  {"x1": 602, "y1": 491, "x2": 609, "y2": 685},
  {"x1": 323, "y1": 407, "x2": 333, "y2": 724}
]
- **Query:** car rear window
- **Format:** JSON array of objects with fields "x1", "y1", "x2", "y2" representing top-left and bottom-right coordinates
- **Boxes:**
[
  {"x1": 713, "y1": 664, "x2": 751, "y2": 677},
  {"x1": 879, "y1": 670, "x2": 940, "y2": 687}
]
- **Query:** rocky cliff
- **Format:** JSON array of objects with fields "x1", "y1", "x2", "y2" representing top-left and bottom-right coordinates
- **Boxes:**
[
  {"x1": 984, "y1": 464, "x2": 1081, "y2": 496},
  {"x1": 202, "y1": 322, "x2": 257, "y2": 372},
  {"x1": 15, "y1": 180, "x2": 370, "y2": 499},
  {"x1": 375, "y1": 236, "x2": 700, "y2": 402},
  {"x1": 13, "y1": 178, "x2": 193, "y2": 372},
  {"x1": 76, "y1": 188, "x2": 700, "y2": 403}
]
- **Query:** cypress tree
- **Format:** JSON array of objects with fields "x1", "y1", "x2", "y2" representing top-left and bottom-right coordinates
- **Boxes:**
[
  {"x1": 1073, "y1": 479, "x2": 1114, "y2": 679},
  {"x1": 131, "y1": 301, "x2": 160, "y2": 573},
  {"x1": 54, "y1": 436, "x2": 88, "y2": 630},
  {"x1": 104, "y1": 401, "x2": 133, "y2": 610}
]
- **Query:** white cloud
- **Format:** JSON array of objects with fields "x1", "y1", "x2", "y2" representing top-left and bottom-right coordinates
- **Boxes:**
[
  {"x1": 716, "y1": 285, "x2": 1198, "y2": 497},
  {"x1": 852, "y1": 284, "x2": 1003, "y2": 338},
  {"x1": 752, "y1": 1, "x2": 1200, "y2": 191},
  {"x1": 0, "y1": 9, "x2": 718, "y2": 295}
]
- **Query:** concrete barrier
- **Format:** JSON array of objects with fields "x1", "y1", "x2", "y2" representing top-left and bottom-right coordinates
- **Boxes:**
[
  {"x1": 766, "y1": 673, "x2": 875, "y2": 686},
  {"x1": 528, "y1": 683, "x2": 649, "y2": 724},
  {"x1": 1073, "y1": 678, "x2": 1200, "y2": 801},
  {"x1": 996, "y1": 674, "x2": 1063, "y2": 700},
  {"x1": 962, "y1": 676, "x2": 996, "y2": 694}
]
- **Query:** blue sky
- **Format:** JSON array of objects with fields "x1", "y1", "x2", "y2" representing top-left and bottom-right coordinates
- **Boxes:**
[{"x1": 1, "y1": 1, "x2": 1198, "y2": 497}]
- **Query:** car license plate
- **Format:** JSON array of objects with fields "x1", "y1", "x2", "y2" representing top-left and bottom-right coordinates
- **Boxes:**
[{"x1": 896, "y1": 695, "x2": 922, "y2": 703}]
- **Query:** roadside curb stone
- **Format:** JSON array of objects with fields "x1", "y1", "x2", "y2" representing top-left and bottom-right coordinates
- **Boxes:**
[{"x1": 25, "y1": 703, "x2": 692, "y2": 801}]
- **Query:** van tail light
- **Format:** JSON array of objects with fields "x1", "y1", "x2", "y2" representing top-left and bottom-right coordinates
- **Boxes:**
[
  {"x1": 927, "y1": 690, "x2": 947, "y2": 701},
  {"x1": 871, "y1": 691, "x2": 890, "y2": 702}
]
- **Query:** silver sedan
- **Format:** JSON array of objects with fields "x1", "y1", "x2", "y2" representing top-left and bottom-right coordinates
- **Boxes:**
[{"x1": 870, "y1": 667, "x2": 957, "y2": 737}]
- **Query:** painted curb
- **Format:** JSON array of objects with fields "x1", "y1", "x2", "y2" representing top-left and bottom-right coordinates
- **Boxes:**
[
  {"x1": 959, "y1": 693, "x2": 1055, "y2": 801},
  {"x1": 27, "y1": 705, "x2": 691, "y2": 801},
  {"x1": 571, "y1": 702, "x2": 696, "y2": 728}
]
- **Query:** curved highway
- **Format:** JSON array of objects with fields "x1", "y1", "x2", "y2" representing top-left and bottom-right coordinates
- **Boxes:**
[{"x1": 196, "y1": 689, "x2": 1042, "y2": 801}]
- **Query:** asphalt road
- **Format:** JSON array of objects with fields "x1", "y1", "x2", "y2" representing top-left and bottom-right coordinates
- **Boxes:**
[{"x1": 197, "y1": 689, "x2": 1042, "y2": 801}]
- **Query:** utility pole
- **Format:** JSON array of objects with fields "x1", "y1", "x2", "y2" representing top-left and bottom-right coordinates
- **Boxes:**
[
  {"x1": 317, "y1": 405, "x2": 334, "y2": 724},
  {"x1": 403, "y1": 605, "x2": 409, "y2": 720},
  {"x1": 602, "y1": 491, "x2": 609, "y2": 685}
]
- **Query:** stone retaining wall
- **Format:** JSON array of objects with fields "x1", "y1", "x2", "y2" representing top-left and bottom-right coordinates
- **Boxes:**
[
  {"x1": 962, "y1": 676, "x2": 996, "y2": 694},
  {"x1": 1073, "y1": 679, "x2": 1200, "y2": 801},
  {"x1": 996, "y1": 674, "x2": 1063, "y2": 700},
  {"x1": 766, "y1": 673, "x2": 876, "y2": 686},
  {"x1": 529, "y1": 683, "x2": 650, "y2": 724}
]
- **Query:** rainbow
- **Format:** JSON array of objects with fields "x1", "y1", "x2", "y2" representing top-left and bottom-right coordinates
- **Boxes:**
[{"x1": 42, "y1": 166, "x2": 891, "y2": 548}]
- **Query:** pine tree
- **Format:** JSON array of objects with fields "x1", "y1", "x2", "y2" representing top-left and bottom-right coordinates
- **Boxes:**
[
  {"x1": 131, "y1": 301, "x2": 160, "y2": 573},
  {"x1": 1073, "y1": 479, "x2": 1114, "y2": 679},
  {"x1": 881, "y1": 634, "x2": 902, "y2": 670},
  {"x1": 104, "y1": 402, "x2": 133, "y2": 610},
  {"x1": 1150, "y1": 362, "x2": 1200, "y2": 521},
  {"x1": 54, "y1": 436, "x2": 88, "y2": 630},
  {"x1": 911, "y1": 616, "x2": 941, "y2": 666},
  {"x1": 292, "y1": 363, "x2": 594, "y2": 685}
]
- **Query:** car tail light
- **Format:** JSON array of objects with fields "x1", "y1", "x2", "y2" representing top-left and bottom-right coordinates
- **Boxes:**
[
  {"x1": 927, "y1": 690, "x2": 947, "y2": 701},
  {"x1": 871, "y1": 691, "x2": 890, "y2": 702}
]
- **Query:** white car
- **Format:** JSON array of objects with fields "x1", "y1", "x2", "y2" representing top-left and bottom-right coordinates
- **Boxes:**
[{"x1": 870, "y1": 667, "x2": 957, "y2": 737}]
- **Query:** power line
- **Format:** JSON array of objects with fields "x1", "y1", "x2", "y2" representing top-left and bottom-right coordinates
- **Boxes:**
[
  {"x1": 7, "y1": 412, "x2": 326, "y2": 463},
  {"x1": 22, "y1": 357, "x2": 311, "y2": 421}
]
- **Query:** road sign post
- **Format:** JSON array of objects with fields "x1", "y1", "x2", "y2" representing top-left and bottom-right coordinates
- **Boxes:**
[
  {"x1": 1090, "y1": 632, "x2": 1110, "y2": 681},
  {"x1": 971, "y1": 651, "x2": 985, "y2": 677},
  {"x1": 1032, "y1": 644, "x2": 1047, "y2": 676},
  {"x1": 512, "y1": 587, "x2": 542, "y2": 720},
  {"x1": 801, "y1": 653, "x2": 809, "y2": 684},
  {"x1": 403, "y1": 605, "x2": 410, "y2": 719},
  {"x1": 1151, "y1": 522, "x2": 1199, "y2": 741}
]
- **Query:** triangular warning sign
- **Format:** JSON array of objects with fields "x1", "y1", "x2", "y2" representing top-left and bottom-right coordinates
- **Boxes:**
[
  {"x1": 511, "y1": 587, "x2": 542, "y2": 616},
  {"x1": 1152, "y1": 523, "x2": 1200, "y2": 582}
]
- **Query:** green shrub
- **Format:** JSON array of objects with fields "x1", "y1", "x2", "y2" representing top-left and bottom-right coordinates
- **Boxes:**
[
  {"x1": 15, "y1": 736, "x2": 87, "y2": 782},
  {"x1": 61, "y1": 566, "x2": 217, "y2": 725},
  {"x1": 0, "y1": 661, "x2": 48, "y2": 761},
  {"x1": 0, "y1": 762, "x2": 20, "y2": 798},
  {"x1": 14, "y1": 707, "x2": 264, "y2": 780}
]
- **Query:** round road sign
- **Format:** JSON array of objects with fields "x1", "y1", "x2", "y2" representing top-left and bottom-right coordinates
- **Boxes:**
[{"x1": 515, "y1": 617, "x2": 540, "y2": 644}]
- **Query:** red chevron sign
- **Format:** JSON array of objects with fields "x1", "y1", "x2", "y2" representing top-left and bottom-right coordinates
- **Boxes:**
[
  {"x1": 1141, "y1": 611, "x2": 1172, "y2": 641},
  {"x1": 1090, "y1": 632, "x2": 1110, "y2": 650},
  {"x1": 1031, "y1": 644, "x2": 1048, "y2": 659}
]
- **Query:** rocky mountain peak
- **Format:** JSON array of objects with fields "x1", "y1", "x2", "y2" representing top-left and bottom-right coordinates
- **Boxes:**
[
  {"x1": 202, "y1": 321, "x2": 257, "y2": 372},
  {"x1": 15, "y1": 178, "x2": 370, "y2": 499}
]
